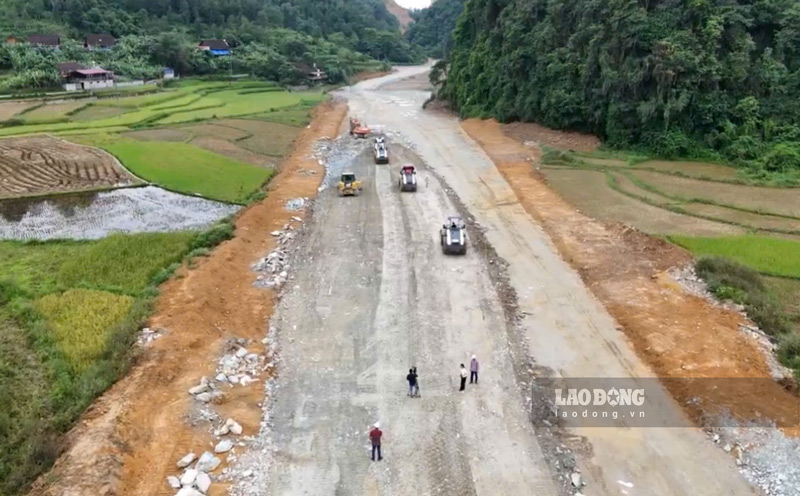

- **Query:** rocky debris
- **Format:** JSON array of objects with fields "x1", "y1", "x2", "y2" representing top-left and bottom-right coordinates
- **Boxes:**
[
  {"x1": 285, "y1": 197, "x2": 308, "y2": 211},
  {"x1": 215, "y1": 439, "x2": 234, "y2": 453},
  {"x1": 227, "y1": 418, "x2": 243, "y2": 435},
  {"x1": 706, "y1": 419, "x2": 800, "y2": 496},
  {"x1": 177, "y1": 452, "x2": 196, "y2": 468},
  {"x1": 195, "y1": 451, "x2": 221, "y2": 472},
  {"x1": 570, "y1": 472, "x2": 583, "y2": 488},
  {"x1": 137, "y1": 327, "x2": 165, "y2": 346},
  {"x1": 188, "y1": 377, "x2": 210, "y2": 395},
  {"x1": 253, "y1": 221, "x2": 303, "y2": 290},
  {"x1": 167, "y1": 476, "x2": 181, "y2": 489},
  {"x1": 214, "y1": 341, "x2": 265, "y2": 388}
]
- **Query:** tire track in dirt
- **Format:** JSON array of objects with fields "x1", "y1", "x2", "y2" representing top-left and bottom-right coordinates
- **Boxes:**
[{"x1": 27, "y1": 102, "x2": 347, "y2": 496}]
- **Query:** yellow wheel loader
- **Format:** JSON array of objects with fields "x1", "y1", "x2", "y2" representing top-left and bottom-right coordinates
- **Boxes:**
[{"x1": 338, "y1": 172, "x2": 363, "y2": 196}]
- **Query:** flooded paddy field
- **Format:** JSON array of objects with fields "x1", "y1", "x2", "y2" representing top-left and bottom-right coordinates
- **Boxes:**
[{"x1": 0, "y1": 186, "x2": 240, "y2": 240}]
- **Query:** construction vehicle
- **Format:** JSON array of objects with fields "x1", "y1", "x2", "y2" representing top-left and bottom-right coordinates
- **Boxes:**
[
  {"x1": 338, "y1": 172, "x2": 362, "y2": 196},
  {"x1": 374, "y1": 137, "x2": 389, "y2": 164},
  {"x1": 440, "y1": 216, "x2": 467, "y2": 255},
  {"x1": 349, "y1": 117, "x2": 370, "y2": 138},
  {"x1": 398, "y1": 164, "x2": 417, "y2": 192}
]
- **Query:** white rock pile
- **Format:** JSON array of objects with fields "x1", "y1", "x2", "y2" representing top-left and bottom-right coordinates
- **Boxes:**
[
  {"x1": 253, "y1": 218, "x2": 304, "y2": 289},
  {"x1": 136, "y1": 327, "x2": 164, "y2": 346},
  {"x1": 285, "y1": 197, "x2": 308, "y2": 211},
  {"x1": 215, "y1": 344, "x2": 266, "y2": 388},
  {"x1": 167, "y1": 451, "x2": 221, "y2": 495}
]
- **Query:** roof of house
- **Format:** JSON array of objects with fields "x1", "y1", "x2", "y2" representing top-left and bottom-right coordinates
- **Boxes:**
[
  {"x1": 27, "y1": 34, "x2": 60, "y2": 46},
  {"x1": 74, "y1": 68, "x2": 113, "y2": 76},
  {"x1": 57, "y1": 62, "x2": 87, "y2": 73},
  {"x1": 199, "y1": 39, "x2": 230, "y2": 50},
  {"x1": 84, "y1": 33, "x2": 116, "y2": 47}
]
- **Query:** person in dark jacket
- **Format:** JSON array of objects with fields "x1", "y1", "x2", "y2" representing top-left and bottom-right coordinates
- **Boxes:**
[
  {"x1": 369, "y1": 422, "x2": 383, "y2": 461},
  {"x1": 412, "y1": 367, "x2": 420, "y2": 397},
  {"x1": 407, "y1": 368, "x2": 417, "y2": 397},
  {"x1": 470, "y1": 355, "x2": 479, "y2": 384}
]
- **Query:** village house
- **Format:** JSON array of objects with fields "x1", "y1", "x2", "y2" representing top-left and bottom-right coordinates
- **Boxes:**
[
  {"x1": 163, "y1": 67, "x2": 175, "y2": 79},
  {"x1": 198, "y1": 39, "x2": 230, "y2": 56},
  {"x1": 57, "y1": 62, "x2": 86, "y2": 78},
  {"x1": 295, "y1": 61, "x2": 328, "y2": 84},
  {"x1": 61, "y1": 66, "x2": 115, "y2": 91},
  {"x1": 26, "y1": 34, "x2": 60, "y2": 48},
  {"x1": 84, "y1": 33, "x2": 116, "y2": 50}
]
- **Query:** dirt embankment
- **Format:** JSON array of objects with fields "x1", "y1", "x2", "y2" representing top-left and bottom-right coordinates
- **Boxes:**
[
  {"x1": 384, "y1": 0, "x2": 413, "y2": 31},
  {"x1": 28, "y1": 101, "x2": 347, "y2": 496},
  {"x1": 461, "y1": 118, "x2": 800, "y2": 432}
]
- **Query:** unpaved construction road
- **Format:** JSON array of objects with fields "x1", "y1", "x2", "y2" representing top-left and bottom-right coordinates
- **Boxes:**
[{"x1": 233, "y1": 67, "x2": 757, "y2": 495}]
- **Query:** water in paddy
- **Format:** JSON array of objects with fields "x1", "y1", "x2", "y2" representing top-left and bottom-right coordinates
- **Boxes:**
[{"x1": 0, "y1": 186, "x2": 240, "y2": 240}]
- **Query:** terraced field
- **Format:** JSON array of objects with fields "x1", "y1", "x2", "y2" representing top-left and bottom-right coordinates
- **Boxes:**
[{"x1": 0, "y1": 136, "x2": 142, "y2": 199}]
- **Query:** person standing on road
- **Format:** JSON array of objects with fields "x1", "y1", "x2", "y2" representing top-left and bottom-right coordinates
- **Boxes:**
[
  {"x1": 459, "y1": 364, "x2": 468, "y2": 391},
  {"x1": 407, "y1": 368, "x2": 418, "y2": 397},
  {"x1": 412, "y1": 367, "x2": 420, "y2": 397},
  {"x1": 470, "y1": 355, "x2": 479, "y2": 384},
  {"x1": 369, "y1": 422, "x2": 383, "y2": 461}
]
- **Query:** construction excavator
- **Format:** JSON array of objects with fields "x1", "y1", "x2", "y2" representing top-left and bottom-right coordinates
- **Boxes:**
[{"x1": 349, "y1": 117, "x2": 370, "y2": 139}]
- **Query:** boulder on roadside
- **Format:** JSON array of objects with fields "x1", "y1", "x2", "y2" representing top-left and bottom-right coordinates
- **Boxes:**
[
  {"x1": 176, "y1": 487, "x2": 203, "y2": 496},
  {"x1": 180, "y1": 468, "x2": 198, "y2": 486},
  {"x1": 214, "y1": 439, "x2": 233, "y2": 453},
  {"x1": 195, "y1": 452, "x2": 221, "y2": 473},
  {"x1": 176, "y1": 452, "x2": 196, "y2": 468},
  {"x1": 226, "y1": 418, "x2": 243, "y2": 435},
  {"x1": 167, "y1": 475, "x2": 181, "y2": 489},
  {"x1": 195, "y1": 471, "x2": 211, "y2": 493}
]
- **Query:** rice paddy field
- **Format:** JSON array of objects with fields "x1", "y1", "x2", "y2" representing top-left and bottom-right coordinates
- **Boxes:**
[
  {"x1": 0, "y1": 78, "x2": 320, "y2": 493},
  {"x1": 536, "y1": 140, "x2": 800, "y2": 345}
]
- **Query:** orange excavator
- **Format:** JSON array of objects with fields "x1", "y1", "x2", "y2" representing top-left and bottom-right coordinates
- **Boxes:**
[{"x1": 349, "y1": 117, "x2": 370, "y2": 138}]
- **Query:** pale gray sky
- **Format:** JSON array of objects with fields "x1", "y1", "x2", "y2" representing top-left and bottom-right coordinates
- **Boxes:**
[{"x1": 394, "y1": 0, "x2": 432, "y2": 10}]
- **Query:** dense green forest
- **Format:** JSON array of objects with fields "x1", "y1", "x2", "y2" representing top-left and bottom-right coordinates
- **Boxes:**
[
  {"x1": 443, "y1": 0, "x2": 800, "y2": 180},
  {"x1": 405, "y1": 0, "x2": 466, "y2": 58},
  {"x1": 0, "y1": 0, "x2": 424, "y2": 90}
]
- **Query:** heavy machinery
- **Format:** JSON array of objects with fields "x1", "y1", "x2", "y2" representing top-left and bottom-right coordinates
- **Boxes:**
[
  {"x1": 374, "y1": 137, "x2": 389, "y2": 164},
  {"x1": 349, "y1": 117, "x2": 370, "y2": 138},
  {"x1": 440, "y1": 216, "x2": 467, "y2": 255},
  {"x1": 398, "y1": 164, "x2": 417, "y2": 192},
  {"x1": 338, "y1": 172, "x2": 362, "y2": 196}
]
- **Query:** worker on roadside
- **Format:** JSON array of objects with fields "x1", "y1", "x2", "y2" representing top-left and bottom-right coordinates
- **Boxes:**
[
  {"x1": 470, "y1": 355, "x2": 479, "y2": 384},
  {"x1": 406, "y1": 368, "x2": 418, "y2": 397},
  {"x1": 412, "y1": 367, "x2": 419, "y2": 397},
  {"x1": 369, "y1": 422, "x2": 383, "y2": 461},
  {"x1": 459, "y1": 364, "x2": 468, "y2": 391}
]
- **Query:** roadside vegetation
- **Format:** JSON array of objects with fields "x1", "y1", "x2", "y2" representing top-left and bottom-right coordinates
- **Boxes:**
[
  {"x1": 0, "y1": 0, "x2": 421, "y2": 92},
  {"x1": 442, "y1": 0, "x2": 800, "y2": 182},
  {"x1": 0, "y1": 69, "x2": 319, "y2": 496},
  {"x1": 0, "y1": 225, "x2": 238, "y2": 495}
]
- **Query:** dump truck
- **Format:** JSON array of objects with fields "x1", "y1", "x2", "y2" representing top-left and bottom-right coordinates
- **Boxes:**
[{"x1": 338, "y1": 172, "x2": 362, "y2": 196}]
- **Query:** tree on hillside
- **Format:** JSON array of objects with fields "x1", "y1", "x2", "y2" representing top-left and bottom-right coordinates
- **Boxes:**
[{"x1": 442, "y1": 0, "x2": 800, "y2": 175}]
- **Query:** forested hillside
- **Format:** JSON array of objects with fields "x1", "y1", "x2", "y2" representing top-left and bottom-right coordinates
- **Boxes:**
[
  {"x1": 443, "y1": 0, "x2": 800, "y2": 179},
  {"x1": 0, "y1": 0, "x2": 424, "y2": 90},
  {"x1": 405, "y1": 0, "x2": 466, "y2": 57}
]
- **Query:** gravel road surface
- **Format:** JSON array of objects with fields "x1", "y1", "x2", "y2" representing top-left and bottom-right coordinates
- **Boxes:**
[{"x1": 234, "y1": 67, "x2": 757, "y2": 496}]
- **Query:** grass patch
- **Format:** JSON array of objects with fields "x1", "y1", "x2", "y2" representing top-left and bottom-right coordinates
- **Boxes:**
[
  {"x1": 34, "y1": 289, "x2": 135, "y2": 372},
  {"x1": 0, "y1": 223, "x2": 235, "y2": 495},
  {"x1": 103, "y1": 140, "x2": 271, "y2": 203},
  {"x1": 670, "y1": 235, "x2": 800, "y2": 279}
]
